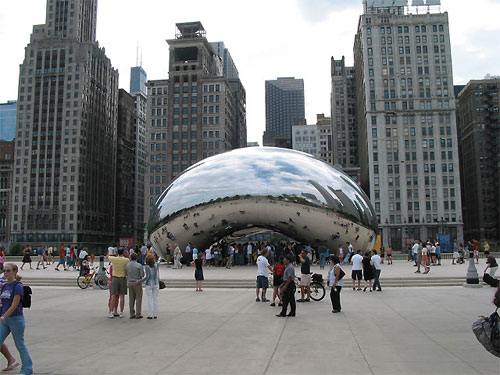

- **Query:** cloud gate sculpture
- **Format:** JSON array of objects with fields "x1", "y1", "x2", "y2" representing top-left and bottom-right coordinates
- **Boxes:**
[{"x1": 149, "y1": 147, "x2": 377, "y2": 257}]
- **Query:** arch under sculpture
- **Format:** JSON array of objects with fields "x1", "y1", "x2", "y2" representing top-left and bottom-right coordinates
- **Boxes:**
[{"x1": 148, "y1": 147, "x2": 377, "y2": 257}]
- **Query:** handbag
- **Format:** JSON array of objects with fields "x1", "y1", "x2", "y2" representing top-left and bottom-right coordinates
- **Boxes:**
[
  {"x1": 472, "y1": 308, "x2": 500, "y2": 358},
  {"x1": 337, "y1": 266, "x2": 346, "y2": 280},
  {"x1": 159, "y1": 280, "x2": 166, "y2": 290}
]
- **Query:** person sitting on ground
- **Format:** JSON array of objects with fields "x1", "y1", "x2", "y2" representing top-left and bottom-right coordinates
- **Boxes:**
[{"x1": 483, "y1": 251, "x2": 498, "y2": 278}]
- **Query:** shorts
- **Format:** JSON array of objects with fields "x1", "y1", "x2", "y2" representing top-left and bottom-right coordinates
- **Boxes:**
[
  {"x1": 273, "y1": 275, "x2": 283, "y2": 287},
  {"x1": 38, "y1": 255, "x2": 43, "y2": 261},
  {"x1": 351, "y1": 270, "x2": 362, "y2": 280},
  {"x1": 111, "y1": 277, "x2": 127, "y2": 295},
  {"x1": 58, "y1": 258, "x2": 65, "y2": 264},
  {"x1": 300, "y1": 274, "x2": 311, "y2": 286},
  {"x1": 256, "y1": 275, "x2": 269, "y2": 289}
]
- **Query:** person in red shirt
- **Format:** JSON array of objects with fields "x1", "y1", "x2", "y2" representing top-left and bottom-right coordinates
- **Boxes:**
[
  {"x1": 270, "y1": 257, "x2": 285, "y2": 307},
  {"x1": 55, "y1": 245, "x2": 66, "y2": 271}
]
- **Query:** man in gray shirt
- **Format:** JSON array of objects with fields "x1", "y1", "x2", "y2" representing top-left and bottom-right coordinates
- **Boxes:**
[
  {"x1": 126, "y1": 253, "x2": 145, "y2": 319},
  {"x1": 277, "y1": 256, "x2": 296, "y2": 317}
]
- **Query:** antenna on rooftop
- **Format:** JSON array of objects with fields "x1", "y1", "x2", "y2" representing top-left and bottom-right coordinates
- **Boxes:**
[
  {"x1": 140, "y1": 47, "x2": 143, "y2": 68},
  {"x1": 136, "y1": 42, "x2": 139, "y2": 67}
]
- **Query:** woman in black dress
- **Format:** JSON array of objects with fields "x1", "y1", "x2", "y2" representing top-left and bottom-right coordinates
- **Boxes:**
[
  {"x1": 20, "y1": 244, "x2": 33, "y2": 270},
  {"x1": 191, "y1": 252, "x2": 205, "y2": 291},
  {"x1": 362, "y1": 251, "x2": 374, "y2": 292}
]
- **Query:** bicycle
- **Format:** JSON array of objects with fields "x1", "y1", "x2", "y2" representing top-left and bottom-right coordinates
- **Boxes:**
[
  {"x1": 295, "y1": 273, "x2": 326, "y2": 301},
  {"x1": 77, "y1": 267, "x2": 109, "y2": 290}
]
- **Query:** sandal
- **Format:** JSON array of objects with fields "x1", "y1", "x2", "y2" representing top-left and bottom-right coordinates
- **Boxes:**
[{"x1": 2, "y1": 362, "x2": 19, "y2": 372}]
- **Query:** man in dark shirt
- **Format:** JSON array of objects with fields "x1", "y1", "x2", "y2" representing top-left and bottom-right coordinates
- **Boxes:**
[
  {"x1": 277, "y1": 256, "x2": 296, "y2": 317},
  {"x1": 297, "y1": 250, "x2": 311, "y2": 302}
]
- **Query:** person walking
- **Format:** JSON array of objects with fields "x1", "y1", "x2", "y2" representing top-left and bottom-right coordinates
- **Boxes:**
[
  {"x1": 0, "y1": 264, "x2": 19, "y2": 372},
  {"x1": 36, "y1": 244, "x2": 46, "y2": 270},
  {"x1": 328, "y1": 255, "x2": 343, "y2": 313},
  {"x1": 351, "y1": 250, "x2": 363, "y2": 291},
  {"x1": 270, "y1": 257, "x2": 285, "y2": 307},
  {"x1": 55, "y1": 244, "x2": 66, "y2": 271},
  {"x1": 386, "y1": 245, "x2": 393, "y2": 265},
  {"x1": 126, "y1": 253, "x2": 145, "y2": 319},
  {"x1": 139, "y1": 254, "x2": 160, "y2": 319},
  {"x1": 412, "y1": 240, "x2": 419, "y2": 267},
  {"x1": 0, "y1": 264, "x2": 33, "y2": 375},
  {"x1": 107, "y1": 248, "x2": 130, "y2": 318},
  {"x1": 483, "y1": 251, "x2": 498, "y2": 278},
  {"x1": 362, "y1": 252, "x2": 374, "y2": 292},
  {"x1": 46, "y1": 246, "x2": 53, "y2": 265},
  {"x1": 256, "y1": 249, "x2": 273, "y2": 302},
  {"x1": 371, "y1": 250, "x2": 382, "y2": 291},
  {"x1": 421, "y1": 244, "x2": 430, "y2": 274},
  {"x1": 276, "y1": 256, "x2": 296, "y2": 317},
  {"x1": 191, "y1": 253, "x2": 205, "y2": 291},
  {"x1": 20, "y1": 245, "x2": 32, "y2": 271}
]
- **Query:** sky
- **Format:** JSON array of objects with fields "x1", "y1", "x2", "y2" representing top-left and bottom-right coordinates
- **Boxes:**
[{"x1": 0, "y1": 0, "x2": 499, "y2": 143}]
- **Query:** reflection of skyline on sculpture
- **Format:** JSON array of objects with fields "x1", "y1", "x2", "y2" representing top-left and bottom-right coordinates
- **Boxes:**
[{"x1": 149, "y1": 147, "x2": 377, "y2": 256}]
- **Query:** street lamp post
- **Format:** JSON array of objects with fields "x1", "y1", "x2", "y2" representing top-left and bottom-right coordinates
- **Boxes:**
[{"x1": 464, "y1": 246, "x2": 482, "y2": 288}]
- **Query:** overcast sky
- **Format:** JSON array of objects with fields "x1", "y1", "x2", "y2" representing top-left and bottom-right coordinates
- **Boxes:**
[{"x1": 0, "y1": 0, "x2": 499, "y2": 143}]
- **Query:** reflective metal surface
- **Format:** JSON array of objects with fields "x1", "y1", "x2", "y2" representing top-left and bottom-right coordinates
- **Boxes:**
[{"x1": 149, "y1": 147, "x2": 377, "y2": 256}]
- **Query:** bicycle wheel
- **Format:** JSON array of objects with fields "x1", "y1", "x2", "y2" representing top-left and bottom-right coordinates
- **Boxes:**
[
  {"x1": 310, "y1": 282, "x2": 325, "y2": 301},
  {"x1": 77, "y1": 275, "x2": 90, "y2": 289},
  {"x1": 95, "y1": 275, "x2": 109, "y2": 290}
]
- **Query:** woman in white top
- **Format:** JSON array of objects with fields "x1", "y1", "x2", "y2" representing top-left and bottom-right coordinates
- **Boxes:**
[{"x1": 328, "y1": 255, "x2": 343, "y2": 313}]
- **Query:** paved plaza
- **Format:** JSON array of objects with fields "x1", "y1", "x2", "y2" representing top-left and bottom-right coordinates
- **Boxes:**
[{"x1": 5, "y1": 284, "x2": 500, "y2": 375}]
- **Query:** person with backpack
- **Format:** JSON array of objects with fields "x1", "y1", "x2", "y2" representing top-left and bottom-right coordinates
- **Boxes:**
[
  {"x1": 329, "y1": 255, "x2": 344, "y2": 313},
  {"x1": 0, "y1": 263, "x2": 33, "y2": 375},
  {"x1": 0, "y1": 263, "x2": 19, "y2": 372},
  {"x1": 270, "y1": 257, "x2": 285, "y2": 307}
]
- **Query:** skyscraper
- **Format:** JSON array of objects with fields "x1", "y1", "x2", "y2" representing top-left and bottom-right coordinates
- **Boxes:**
[
  {"x1": 130, "y1": 66, "x2": 147, "y2": 96},
  {"x1": 130, "y1": 66, "x2": 148, "y2": 243},
  {"x1": 11, "y1": 0, "x2": 118, "y2": 248},
  {"x1": 0, "y1": 140, "x2": 14, "y2": 249},
  {"x1": 457, "y1": 79, "x2": 500, "y2": 242},
  {"x1": 116, "y1": 89, "x2": 136, "y2": 242},
  {"x1": 144, "y1": 22, "x2": 245, "y2": 227},
  {"x1": 331, "y1": 57, "x2": 358, "y2": 168},
  {"x1": 264, "y1": 77, "x2": 305, "y2": 143},
  {"x1": 354, "y1": 0, "x2": 463, "y2": 250},
  {"x1": 0, "y1": 101, "x2": 17, "y2": 141}
]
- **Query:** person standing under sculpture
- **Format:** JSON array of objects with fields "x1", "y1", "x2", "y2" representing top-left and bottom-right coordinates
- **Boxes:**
[
  {"x1": 126, "y1": 253, "x2": 144, "y2": 319},
  {"x1": 256, "y1": 249, "x2": 273, "y2": 302},
  {"x1": 371, "y1": 250, "x2": 382, "y2": 291},
  {"x1": 351, "y1": 250, "x2": 363, "y2": 291},
  {"x1": 329, "y1": 255, "x2": 343, "y2": 313},
  {"x1": 276, "y1": 256, "x2": 296, "y2": 317},
  {"x1": 192, "y1": 253, "x2": 205, "y2": 292},
  {"x1": 185, "y1": 243, "x2": 192, "y2": 266}
]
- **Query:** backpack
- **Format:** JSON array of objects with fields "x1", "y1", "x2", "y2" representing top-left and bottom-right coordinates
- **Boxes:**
[
  {"x1": 472, "y1": 309, "x2": 500, "y2": 358},
  {"x1": 1, "y1": 281, "x2": 32, "y2": 309}
]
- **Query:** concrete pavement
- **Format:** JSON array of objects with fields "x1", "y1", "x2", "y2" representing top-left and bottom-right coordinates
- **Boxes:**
[
  {"x1": 10, "y1": 259, "x2": 496, "y2": 288},
  {"x1": 7, "y1": 285, "x2": 500, "y2": 374}
]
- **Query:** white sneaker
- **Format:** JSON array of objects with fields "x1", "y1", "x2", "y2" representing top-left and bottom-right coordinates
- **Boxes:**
[
  {"x1": 119, "y1": 312, "x2": 125, "y2": 318},
  {"x1": 108, "y1": 312, "x2": 114, "y2": 319}
]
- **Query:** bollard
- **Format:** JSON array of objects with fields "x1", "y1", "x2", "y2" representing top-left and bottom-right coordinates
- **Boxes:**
[
  {"x1": 463, "y1": 249, "x2": 482, "y2": 288},
  {"x1": 93, "y1": 255, "x2": 108, "y2": 289}
]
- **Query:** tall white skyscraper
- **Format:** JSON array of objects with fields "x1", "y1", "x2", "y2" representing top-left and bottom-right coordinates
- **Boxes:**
[{"x1": 354, "y1": 0, "x2": 463, "y2": 249}]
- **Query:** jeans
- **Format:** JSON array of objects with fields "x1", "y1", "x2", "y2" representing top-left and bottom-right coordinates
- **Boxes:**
[
  {"x1": 319, "y1": 253, "x2": 326, "y2": 269},
  {"x1": 0, "y1": 315, "x2": 33, "y2": 374},
  {"x1": 373, "y1": 269, "x2": 382, "y2": 290},
  {"x1": 146, "y1": 284, "x2": 159, "y2": 317}
]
